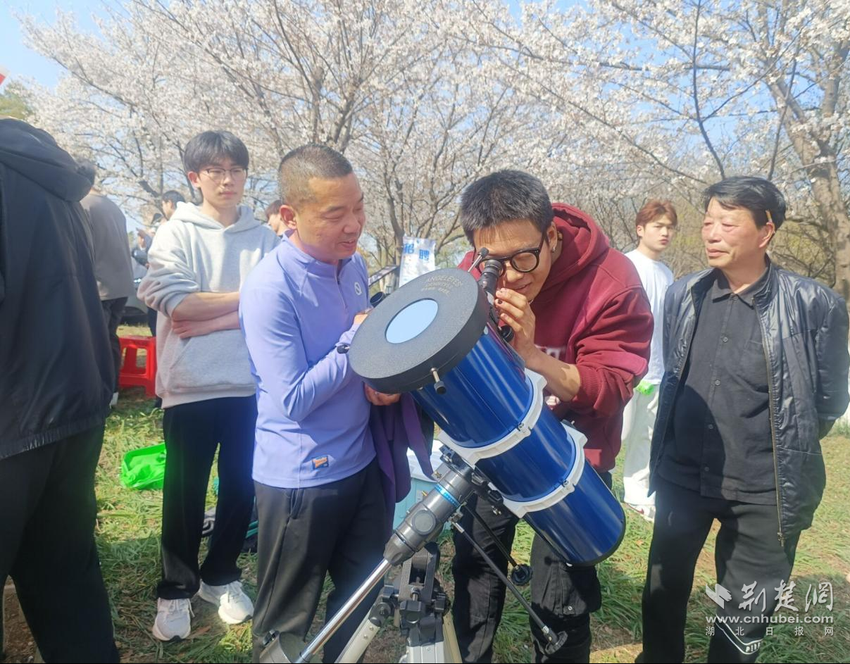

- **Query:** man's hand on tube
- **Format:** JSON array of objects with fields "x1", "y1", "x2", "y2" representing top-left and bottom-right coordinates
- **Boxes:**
[
  {"x1": 364, "y1": 384, "x2": 401, "y2": 406},
  {"x1": 354, "y1": 310, "x2": 370, "y2": 326}
]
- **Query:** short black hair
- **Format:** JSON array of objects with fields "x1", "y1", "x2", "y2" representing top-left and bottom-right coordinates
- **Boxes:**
[
  {"x1": 75, "y1": 157, "x2": 97, "y2": 186},
  {"x1": 278, "y1": 144, "x2": 353, "y2": 208},
  {"x1": 704, "y1": 176, "x2": 786, "y2": 230},
  {"x1": 460, "y1": 170, "x2": 554, "y2": 242},
  {"x1": 162, "y1": 190, "x2": 185, "y2": 206},
  {"x1": 182, "y1": 131, "x2": 250, "y2": 174}
]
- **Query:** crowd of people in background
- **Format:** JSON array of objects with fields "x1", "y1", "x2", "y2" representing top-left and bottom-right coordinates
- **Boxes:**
[{"x1": 1, "y1": 116, "x2": 848, "y2": 664}]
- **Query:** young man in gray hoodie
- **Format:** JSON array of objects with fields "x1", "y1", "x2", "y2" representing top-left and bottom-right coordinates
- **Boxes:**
[{"x1": 139, "y1": 131, "x2": 278, "y2": 641}]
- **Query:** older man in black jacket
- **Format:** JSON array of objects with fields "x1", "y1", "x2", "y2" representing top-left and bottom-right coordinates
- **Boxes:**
[
  {"x1": 640, "y1": 176, "x2": 850, "y2": 663},
  {"x1": 0, "y1": 119, "x2": 118, "y2": 662}
]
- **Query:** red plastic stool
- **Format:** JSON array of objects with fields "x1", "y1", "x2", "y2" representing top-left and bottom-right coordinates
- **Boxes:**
[{"x1": 119, "y1": 335, "x2": 157, "y2": 397}]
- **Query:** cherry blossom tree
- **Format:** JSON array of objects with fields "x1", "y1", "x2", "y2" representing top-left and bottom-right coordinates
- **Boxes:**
[
  {"x1": 19, "y1": 0, "x2": 528, "y2": 261},
  {"x1": 457, "y1": 0, "x2": 850, "y2": 300},
  {"x1": 17, "y1": 0, "x2": 850, "y2": 295}
]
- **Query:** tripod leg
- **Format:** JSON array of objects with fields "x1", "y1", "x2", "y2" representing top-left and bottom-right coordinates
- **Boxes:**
[
  {"x1": 405, "y1": 627, "x2": 462, "y2": 664},
  {"x1": 336, "y1": 613, "x2": 383, "y2": 664},
  {"x1": 292, "y1": 559, "x2": 393, "y2": 663},
  {"x1": 442, "y1": 615, "x2": 463, "y2": 664}
]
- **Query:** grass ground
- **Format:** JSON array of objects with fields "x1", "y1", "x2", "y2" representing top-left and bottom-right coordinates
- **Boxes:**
[{"x1": 4, "y1": 329, "x2": 849, "y2": 662}]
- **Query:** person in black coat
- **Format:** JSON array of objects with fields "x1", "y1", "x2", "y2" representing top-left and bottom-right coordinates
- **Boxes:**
[
  {"x1": 640, "y1": 177, "x2": 849, "y2": 663},
  {"x1": 0, "y1": 119, "x2": 119, "y2": 662}
]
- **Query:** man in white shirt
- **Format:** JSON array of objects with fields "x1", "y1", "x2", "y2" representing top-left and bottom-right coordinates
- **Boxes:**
[{"x1": 622, "y1": 199, "x2": 677, "y2": 522}]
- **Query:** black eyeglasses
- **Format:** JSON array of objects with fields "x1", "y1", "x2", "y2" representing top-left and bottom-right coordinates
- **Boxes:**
[
  {"x1": 201, "y1": 167, "x2": 248, "y2": 182},
  {"x1": 474, "y1": 235, "x2": 546, "y2": 276}
]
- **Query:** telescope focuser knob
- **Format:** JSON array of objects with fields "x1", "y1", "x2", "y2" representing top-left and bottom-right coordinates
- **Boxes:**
[{"x1": 431, "y1": 368, "x2": 447, "y2": 395}]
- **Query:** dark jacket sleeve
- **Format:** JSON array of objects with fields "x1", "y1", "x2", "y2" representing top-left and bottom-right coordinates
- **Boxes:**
[
  {"x1": 0, "y1": 170, "x2": 6, "y2": 306},
  {"x1": 662, "y1": 282, "x2": 677, "y2": 374},
  {"x1": 570, "y1": 286, "x2": 653, "y2": 417},
  {"x1": 661, "y1": 277, "x2": 692, "y2": 376},
  {"x1": 816, "y1": 295, "x2": 850, "y2": 437}
]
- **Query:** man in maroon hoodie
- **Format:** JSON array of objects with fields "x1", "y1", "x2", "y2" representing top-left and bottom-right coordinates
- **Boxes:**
[{"x1": 452, "y1": 170, "x2": 652, "y2": 663}]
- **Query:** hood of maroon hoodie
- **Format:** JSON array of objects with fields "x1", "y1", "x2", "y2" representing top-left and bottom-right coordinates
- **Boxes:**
[
  {"x1": 458, "y1": 203, "x2": 651, "y2": 472},
  {"x1": 458, "y1": 204, "x2": 606, "y2": 279},
  {"x1": 538, "y1": 203, "x2": 609, "y2": 298}
]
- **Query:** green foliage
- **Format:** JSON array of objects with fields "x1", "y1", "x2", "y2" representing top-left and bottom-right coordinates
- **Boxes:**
[{"x1": 0, "y1": 86, "x2": 31, "y2": 121}]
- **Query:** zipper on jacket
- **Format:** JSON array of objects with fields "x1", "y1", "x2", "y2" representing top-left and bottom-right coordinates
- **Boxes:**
[
  {"x1": 337, "y1": 264, "x2": 349, "y2": 315},
  {"x1": 757, "y1": 308, "x2": 785, "y2": 547}
]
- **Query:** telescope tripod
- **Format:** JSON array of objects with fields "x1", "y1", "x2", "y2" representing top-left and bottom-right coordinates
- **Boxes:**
[
  {"x1": 337, "y1": 542, "x2": 461, "y2": 664},
  {"x1": 259, "y1": 451, "x2": 567, "y2": 663}
]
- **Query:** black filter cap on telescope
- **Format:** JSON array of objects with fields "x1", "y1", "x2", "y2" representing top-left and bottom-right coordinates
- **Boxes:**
[{"x1": 349, "y1": 268, "x2": 490, "y2": 394}]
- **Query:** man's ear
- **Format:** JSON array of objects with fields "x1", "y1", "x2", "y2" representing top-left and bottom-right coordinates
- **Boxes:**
[
  {"x1": 636, "y1": 224, "x2": 645, "y2": 239},
  {"x1": 187, "y1": 171, "x2": 201, "y2": 190},
  {"x1": 280, "y1": 204, "x2": 298, "y2": 231},
  {"x1": 760, "y1": 221, "x2": 776, "y2": 248}
]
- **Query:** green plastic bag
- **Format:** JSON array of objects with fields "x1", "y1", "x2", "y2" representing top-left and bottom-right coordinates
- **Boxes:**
[
  {"x1": 635, "y1": 381, "x2": 657, "y2": 396},
  {"x1": 120, "y1": 443, "x2": 167, "y2": 490}
]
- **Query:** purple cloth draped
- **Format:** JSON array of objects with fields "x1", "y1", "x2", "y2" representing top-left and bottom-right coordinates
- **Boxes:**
[{"x1": 370, "y1": 393, "x2": 434, "y2": 536}]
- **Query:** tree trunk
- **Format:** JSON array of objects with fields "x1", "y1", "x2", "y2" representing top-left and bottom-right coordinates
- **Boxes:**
[
  {"x1": 769, "y1": 85, "x2": 850, "y2": 314},
  {"x1": 394, "y1": 232, "x2": 404, "y2": 268},
  {"x1": 832, "y1": 214, "x2": 850, "y2": 309},
  {"x1": 806, "y1": 160, "x2": 850, "y2": 311}
]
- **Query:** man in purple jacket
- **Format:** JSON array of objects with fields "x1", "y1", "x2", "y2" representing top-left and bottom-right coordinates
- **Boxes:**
[{"x1": 240, "y1": 144, "x2": 397, "y2": 661}]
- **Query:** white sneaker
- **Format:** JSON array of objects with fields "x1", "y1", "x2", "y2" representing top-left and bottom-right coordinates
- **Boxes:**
[
  {"x1": 110, "y1": 392, "x2": 119, "y2": 408},
  {"x1": 197, "y1": 580, "x2": 253, "y2": 625},
  {"x1": 152, "y1": 598, "x2": 193, "y2": 641}
]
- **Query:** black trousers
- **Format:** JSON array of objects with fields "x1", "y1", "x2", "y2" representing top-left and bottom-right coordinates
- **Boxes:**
[
  {"x1": 0, "y1": 425, "x2": 118, "y2": 663},
  {"x1": 157, "y1": 397, "x2": 257, "y2": 599},
  {"x1": 252, "y1": 459, "x2": 387, "y2": 663},
  {"x1": 641, "y1": 477, "x2": 800, "y2": 663},
  {"x1": 147, "y1": 306, "x2": 158, "y2": 337},
  {"x1": 101, "y1": 297, "x2": 126, "y2": 392},
  {"x1": 451, "y1": 473, "x2": 613, "y2": 664}
]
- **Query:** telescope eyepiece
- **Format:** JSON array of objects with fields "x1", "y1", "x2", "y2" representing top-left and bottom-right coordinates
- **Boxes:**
[{"x1": 479, "y1": 257, "x2": 503, "y2": 299}]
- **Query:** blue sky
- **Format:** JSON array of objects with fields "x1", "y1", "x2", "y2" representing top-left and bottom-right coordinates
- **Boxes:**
[
  {"x1": 2, "y1": 0, "x2": 535, "y2": 88},
  {"x1": 2, "y1": 0, "x2": 103, "y2": 88}
]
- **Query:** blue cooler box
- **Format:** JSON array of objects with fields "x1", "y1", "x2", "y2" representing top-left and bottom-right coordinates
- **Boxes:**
[{"x1": 392, "y1": 448, "x2": 445, "y2": 530}]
